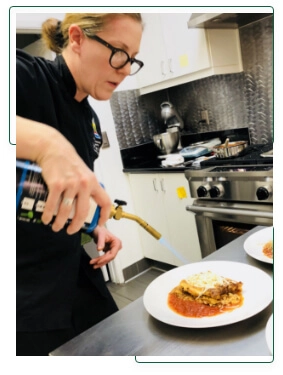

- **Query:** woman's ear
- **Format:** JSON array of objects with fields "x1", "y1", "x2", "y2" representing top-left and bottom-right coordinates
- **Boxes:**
[{"x1": 68, "y1": 24, "x2": 85, "y2": 53}]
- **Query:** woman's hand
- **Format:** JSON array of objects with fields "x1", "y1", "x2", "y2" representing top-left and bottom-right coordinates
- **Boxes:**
[
  {"x1": 89, "y1": 226, "x2": 122, "y2": 269},
  {"x1": 16, "y1": 116, "x2": 112, "y2": 234}
]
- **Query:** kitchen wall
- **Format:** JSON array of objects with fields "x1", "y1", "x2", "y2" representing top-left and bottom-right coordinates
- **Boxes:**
[{"x1": 110, "y1": 15, "x2": 273, "y2": 148}]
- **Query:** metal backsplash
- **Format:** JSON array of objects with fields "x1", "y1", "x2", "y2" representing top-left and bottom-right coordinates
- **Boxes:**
[{"x1": 110, "y1": 16, "x2": 273, "y2": 149}]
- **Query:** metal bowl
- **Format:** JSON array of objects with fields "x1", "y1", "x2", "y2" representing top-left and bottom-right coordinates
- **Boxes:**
[{"x1": 153, "y1": 128, "x2": 180, "y2": 155}]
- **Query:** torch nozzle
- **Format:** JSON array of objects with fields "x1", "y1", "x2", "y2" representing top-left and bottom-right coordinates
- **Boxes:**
[{"x1": 110, "y1": 204, "x2": 161, "y2": 240}]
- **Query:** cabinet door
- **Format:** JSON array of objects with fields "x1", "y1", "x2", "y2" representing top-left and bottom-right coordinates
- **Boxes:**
[
  {"x1": 158, "y1": 173, "x2": 202, "y2": 264},
  {"x1": 137, "y1": 13, "x2": 211, "y2": 89},
  {"x1": 160, "y1": 13, "x2": 211, "y2": 78},
  {"x1": 136, "y1": 14, "x2": 168, "y2": 88},
  {"x1": 128, "y1": 174, "x2": 179, "y2": 265},
  {"x1": 137, "y1": 13, "x2": 242, "y2": 94},
  {"x1": 128, "y1": 173, "x2": 202, "y2": 266}
]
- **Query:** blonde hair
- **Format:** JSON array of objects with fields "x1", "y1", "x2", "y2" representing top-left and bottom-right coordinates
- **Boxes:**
[{"x1": 41, "y1": 13, "x2": 142, "y2": 54}]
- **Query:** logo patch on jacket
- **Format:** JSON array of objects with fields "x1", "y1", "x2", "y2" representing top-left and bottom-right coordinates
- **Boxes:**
[{"x1": 92, "y1": 118, "x2": 102, "y2": 157}]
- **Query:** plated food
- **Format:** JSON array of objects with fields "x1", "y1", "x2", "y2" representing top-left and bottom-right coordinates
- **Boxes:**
[
  {"x1": 244, "y1": 227, "x2": 273, "y2": 264},
  {"x1": 168, "y1": 271, "x2": 243, "y2": 318},
  {"x1": 262, "y1": 240, "x2": 273, "y2": 259},
  {"x1": 143, "y1": 261, "x2": 273, "y2": 328}
]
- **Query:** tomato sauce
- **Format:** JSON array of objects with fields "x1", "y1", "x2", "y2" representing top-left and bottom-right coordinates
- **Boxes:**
[
  {"x1": 168, "y1": 293, "x2": 243, "y2": 318},
  {"x1": 262, "y1": 241, "x2": 273, "y2": 259}
]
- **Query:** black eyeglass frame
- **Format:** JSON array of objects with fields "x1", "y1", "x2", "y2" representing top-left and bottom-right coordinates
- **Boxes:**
[{"x1": 87, "y1": 34, "x2": 144, "y2": 75}]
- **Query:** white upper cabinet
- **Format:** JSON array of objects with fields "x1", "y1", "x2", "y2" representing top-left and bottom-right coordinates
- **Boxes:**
[
  {"x1": 137, "y1": 13, "x2": 243, "y2": 94},
  {"x1": 137, "y1": 13, "x2": 210, "y2": 87},
  {"x1": 136, "y1": 14, "x2": 169, "y2": 88}
]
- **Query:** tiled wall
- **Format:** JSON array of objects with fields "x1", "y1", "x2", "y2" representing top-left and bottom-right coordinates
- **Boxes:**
[{"x1": 110, "y1": 16, "x2": 273, "y2": 149}]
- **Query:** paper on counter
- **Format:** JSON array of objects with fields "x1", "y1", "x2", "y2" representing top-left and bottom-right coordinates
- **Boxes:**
[{"x1": 161, "y1": 154, "x2": 185, "y2": 167}]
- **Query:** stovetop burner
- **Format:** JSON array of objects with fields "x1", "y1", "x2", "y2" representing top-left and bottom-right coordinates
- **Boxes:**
[
  {"x1": 200, "y1": 143, "x2": 273, "y2": 167},
  {"x1": 211, "y1": 165, "x2": 273, "y2": 172}
]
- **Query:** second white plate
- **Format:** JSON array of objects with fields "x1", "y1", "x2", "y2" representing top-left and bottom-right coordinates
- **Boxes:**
[
  {"x1": 244, "y1": 227, "x2": 273, "y2": 264},
  {"x1": 265, "y1": 314, "x2": 273, "y2": 355}
]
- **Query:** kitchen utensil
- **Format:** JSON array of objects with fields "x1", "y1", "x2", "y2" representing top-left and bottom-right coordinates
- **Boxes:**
[
  {"x1": 160, "y1": 101, "x2": 184, "y2": 130},
  {"x1": 16, "y1": 160, "x2": 101, "y2": 233},
  {"x1": 180, "y1": 145, "x2": 211, "y2": 159},
  {"x1": 212, "y1": 138, "x2": 248, "y2": 158},
  {"x1": 153, "y1": 128, "x2": 180, "y2": 155},
  {"x1": 180, "y1": 138, "x2": 221, "y2": 159},
  {"x1": 261, "y1": 149, "x2": 273, "y2": 158},
  {"x1": 161, "y1": 154, "x2": 192, "y2": 167}
]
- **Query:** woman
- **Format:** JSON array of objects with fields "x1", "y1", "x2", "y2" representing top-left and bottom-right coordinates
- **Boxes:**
[{"x1": 16, "y1": 13, "x2": 144, "y2": 355}]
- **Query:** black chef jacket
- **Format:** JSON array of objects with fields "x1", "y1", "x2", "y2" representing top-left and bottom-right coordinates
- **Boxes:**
[{"x1": 16, "y1": 49, "x2": 117, "y2": 332}]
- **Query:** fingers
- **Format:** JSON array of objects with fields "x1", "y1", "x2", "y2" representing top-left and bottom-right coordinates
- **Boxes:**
[
  {"x1": 54, "y1": 194, "x2": 89, "y2": 234},
  {"x1": 41, "y1": 188, "x2": 64, "y2": 226},
  {"x1": 41, "y1": 185, "x2": 112, "y2": 234},
  {"x1": 89, "y1": 227, "x2": 122, "y2": 269},
  {"x1": 38, "y1": 150, "x2": 112, "y2": 234},
  {"x1": 89, "y1": 250, "x2": 117, "y2": 269},
  {"x1": 42, "y1": 192, "x2": 92, "y2": 234},
  {"x1": 51, "y1": 195, "x2": 77, "y2": 233},
  {"x1": 64, "y1": 191, "x2": 90, "y2": 235}
]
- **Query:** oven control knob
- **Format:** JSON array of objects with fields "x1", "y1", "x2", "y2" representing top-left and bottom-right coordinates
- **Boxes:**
[
  {"x1": 197, "y1": 185, "x2": 210, "y2": 197},
  {"x1": 256, "y1": 186, "x2": 271, "y2": 200},
  {"x1": 209, "y1": 184, "x2": 224, "y2": 198}
]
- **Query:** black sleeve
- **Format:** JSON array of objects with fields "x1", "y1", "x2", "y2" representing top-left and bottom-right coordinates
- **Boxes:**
[{"x1": 16, "y1": 49, "x2": 41, "y2": 120}]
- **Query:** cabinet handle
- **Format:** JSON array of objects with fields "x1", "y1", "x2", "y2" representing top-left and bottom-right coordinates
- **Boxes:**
[
  {"x1": 161, "y1": 60, "x2": 166, "y2": 76},
  {"x1": 153, "y1": 178, "x2": 159, "y2": 191},
  {"x1": 168, "y1": 58, "x2": 174, "y2": 73},
  {"x1": 160, "y1": 178, "x2": 166, "y2": 192}
]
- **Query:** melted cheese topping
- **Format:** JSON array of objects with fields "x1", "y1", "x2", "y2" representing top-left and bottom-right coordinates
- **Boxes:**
[{"x1": 185, "y1": 271, "x2": 237, "y2": 296}]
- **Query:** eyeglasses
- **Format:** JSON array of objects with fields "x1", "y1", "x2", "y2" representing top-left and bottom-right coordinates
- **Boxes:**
[{"x1": 86, "y1": 34, "x2": 144, "y2": 76}]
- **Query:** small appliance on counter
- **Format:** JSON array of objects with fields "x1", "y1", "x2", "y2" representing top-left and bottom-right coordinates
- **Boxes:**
[
  {"x1": 153, "y1": 127, "x2": 180, "y2": 155},
  {"x1": 160, "y1": 101, "x2": 184, "y2": 151}
]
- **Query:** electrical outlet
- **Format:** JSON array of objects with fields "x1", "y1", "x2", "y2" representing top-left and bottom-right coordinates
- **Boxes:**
[
  {"x1": 101, "y1": 131, "x2": 110, "y2": 148},
  {"x1": 201, "y1": 110, "x2": 209, "y2": 125}
]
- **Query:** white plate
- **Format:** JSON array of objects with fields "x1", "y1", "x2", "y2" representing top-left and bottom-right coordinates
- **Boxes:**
[
  {"x1": 265, "y1": 314, "x2": 273, "y2": 355},
  {"x1": 143, "y1": 261, "x2": 273, "y2": 328},
  {"x1": 244, "y1": 227, "x2": 273, "y2": 264}
]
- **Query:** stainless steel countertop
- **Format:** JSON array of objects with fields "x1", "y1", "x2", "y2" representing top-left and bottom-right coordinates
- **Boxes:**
[{"x1": 50, "y1": 226, "x2": 273, "y2": 358}]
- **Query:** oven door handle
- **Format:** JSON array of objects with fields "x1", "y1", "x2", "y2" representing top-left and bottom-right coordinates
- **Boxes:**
[{"x1": 186, "y1": 205, "x2": 273, "y2": 219}]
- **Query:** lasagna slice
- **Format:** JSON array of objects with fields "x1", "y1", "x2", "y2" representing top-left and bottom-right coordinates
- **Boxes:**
[{"x1": 171, "y1": 270, "x2": 243, "y2": 307}]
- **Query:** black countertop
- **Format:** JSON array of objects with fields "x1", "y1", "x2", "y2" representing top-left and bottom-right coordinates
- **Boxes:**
[
  {"x1": 121, "y1": 128, "x2": 252, "y2": 173},
  {"x1": 120, "y1": 128, "x2": 273, "y2": 173}
]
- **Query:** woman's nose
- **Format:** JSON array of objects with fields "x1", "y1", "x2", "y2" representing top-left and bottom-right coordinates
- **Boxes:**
[{"x1": 116, "y1": 62, "x2": 131, "y2": 76}]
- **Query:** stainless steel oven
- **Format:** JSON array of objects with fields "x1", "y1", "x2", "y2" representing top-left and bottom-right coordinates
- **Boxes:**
[
  {"x1": 186, "y1": 199, "x2": 272, "y2": 257},
  {"x1": 184, "y1": 145, "x2": 273, "y2": 258}
]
